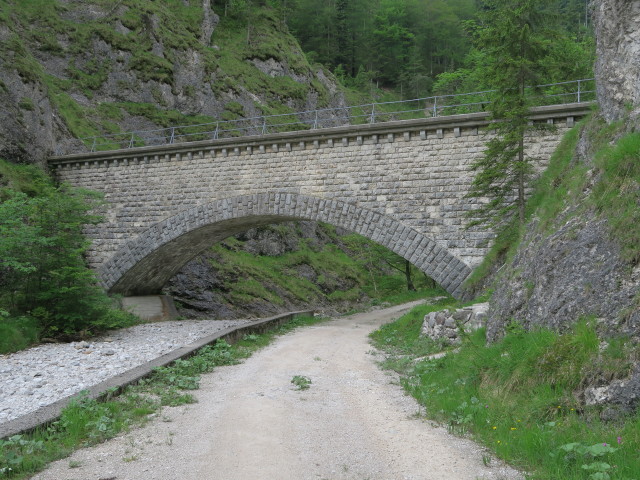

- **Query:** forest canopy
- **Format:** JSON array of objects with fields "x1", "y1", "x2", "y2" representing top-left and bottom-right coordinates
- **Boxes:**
[{"x1": 219, "y1": 0, "x2": 594, "y2": 98}]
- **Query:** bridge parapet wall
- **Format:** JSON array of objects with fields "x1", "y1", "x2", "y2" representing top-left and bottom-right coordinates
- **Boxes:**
[{"x1": 50, "y1": 104, "x2": 590, "y2": 295}]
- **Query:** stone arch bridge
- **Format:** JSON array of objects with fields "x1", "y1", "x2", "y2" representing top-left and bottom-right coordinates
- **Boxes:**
[{"x1": 50, "y1": 103, "x2": 590, "y2": 299}]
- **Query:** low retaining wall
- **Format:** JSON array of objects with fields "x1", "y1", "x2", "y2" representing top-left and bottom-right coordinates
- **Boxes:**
[
  {"x1": 0, "y1": 310, "x2": 314, "y2": 439},
  {"x1": 121, "y1": 295, "x2": 179, "y2": 322}
]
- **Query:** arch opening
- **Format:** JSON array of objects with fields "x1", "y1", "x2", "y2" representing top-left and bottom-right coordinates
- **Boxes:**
[{"x1": 98, "y1": 193, "x2": 471, "y2": 299}]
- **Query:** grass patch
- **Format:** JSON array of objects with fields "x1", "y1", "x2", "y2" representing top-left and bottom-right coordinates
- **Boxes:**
[
  {"x1": 592, "y1": 131, "x2": 640, "y2": 264},
  {"x1": 0, "y1": 314, "x2": 40, "y2": 354},
  {"x1": 291, "y1": 375, "x2": 312, "y2": 390},
  {"x1": 0, "y1": 313, "x2": 322, "y2": 479},
  {"x1": 372, "y1": 308, "x2": 640, "y2": 479}
]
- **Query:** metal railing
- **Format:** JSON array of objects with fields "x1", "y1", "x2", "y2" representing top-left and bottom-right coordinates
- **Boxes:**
[{"x1": 63, "y1": 78, "x2": 595, "y2": 156}]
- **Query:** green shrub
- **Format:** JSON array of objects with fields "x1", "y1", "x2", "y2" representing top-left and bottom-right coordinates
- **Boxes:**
[
  {"x1": 0, "y1": 160, "x2": 138, "y2": 340},
  {"x1": 0, "y1": 312, "x2": 40, "y2": 354}
]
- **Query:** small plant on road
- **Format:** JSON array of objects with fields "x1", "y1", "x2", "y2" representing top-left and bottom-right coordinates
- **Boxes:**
[{"x1": 291, "y1": 375, "x2": 312, "y2": 390}]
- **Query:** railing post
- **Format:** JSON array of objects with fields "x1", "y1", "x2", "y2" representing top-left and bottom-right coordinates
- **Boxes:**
[
  {"x1": 369, "y1": 103, "x2": 376, "y2": 124},
  {"x1": 433, "y1": 96, "x2": 438, "y2": 117},
  {"x1": 261, "y1": 117, "x2": 267, "y2": 135},
  {"x1": 169, "y1": 127, "x2": 175, "y2": 145},
  {"x1": 313, "y1": 110, "x2": 318, "y2": 129},
  {"x1": 213, "y1": 122, "x2": 219, "y2": 140},
  {"x1": 128, "y1": 132, "x2": 135, "y2": 149},
  {"x1": 91, "y1": 137, "x2": 97, "y2": 153},
  {"x1": 577, "y1": 79, "x2": 582, "y2": 103}
]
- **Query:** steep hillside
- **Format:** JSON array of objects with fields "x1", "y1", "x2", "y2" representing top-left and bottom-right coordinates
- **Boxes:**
[
  {"x1": 0, "y1": 0, "x2": 345, "y2": 164},
  {"x1": 486, "y1": 119, "x2": 640, "y2": 341},
  {"x1": 477, "y1": 0, "x2": 640, "y2": 413}
]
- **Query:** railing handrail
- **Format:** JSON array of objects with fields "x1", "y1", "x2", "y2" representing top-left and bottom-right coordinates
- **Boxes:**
[{"x1": 64, "y1": 78, "x2": 594, "y2": 156}]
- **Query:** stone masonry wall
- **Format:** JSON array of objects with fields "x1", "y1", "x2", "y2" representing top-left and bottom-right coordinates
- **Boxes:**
[{"x1": 51, "y1": 106, "x2": 585, "y2": 295}]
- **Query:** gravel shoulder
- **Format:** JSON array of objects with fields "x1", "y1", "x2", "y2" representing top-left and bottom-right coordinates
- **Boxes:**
[
  {"x1": 30, "y1": 304, "x2": 523, "y2": 480},
  {"x1": 0, "y1": 320, "x2": 251, "y2": 424}
]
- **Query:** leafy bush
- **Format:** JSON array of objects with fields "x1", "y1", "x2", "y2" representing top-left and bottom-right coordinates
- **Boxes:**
[
  {"x1": 0, "y1": 310, "x2": 40, "y2": 354},
  {"x1": 0, "y1": 160, "x2": 138, "y2": 341}
]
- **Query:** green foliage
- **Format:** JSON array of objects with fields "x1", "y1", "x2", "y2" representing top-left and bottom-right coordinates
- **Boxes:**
[
  {"x1": 291, "y1": 375, "x2": 312, "y2": 390},
  {"x1": 466, "y1": 0, "x2": 558, "y2": 227},
  {"x1": 465, "y1": 125, "x2": 584, "y2": 289},
  {"x1": 0, "y1": 160, "x2": 138, "y2": 341},
  {"x1": 373, "y1": 312, "x2": 640, "y2": 479},
  {"x1": 287, "y1": 0, "x2": 475, "y2": 94},
  {"x1": 17, "y1": 98, "x2": 34, "y2": 111},
  {"x1": 203, "y1": 223, "x2": 441, "y2": 315},
  {"x1": 66, "y1": 59, "x2": 112, "y2": 94},
  {"x1": 467, "y1": 114, "x2": 640, "y2": 292},
  {"x1": 128, "y1": 52, "x2": 174, "y2": 84},
  {"x1": 591, "y1": 132, "x2": 640, "y2": 264},
  {"x1": 0, "y1": 311, "x2": 40, "y2": 355}
]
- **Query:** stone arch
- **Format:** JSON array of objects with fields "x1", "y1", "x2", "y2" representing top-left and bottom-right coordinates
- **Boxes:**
[{"x1": 98, "y1": 193, "x2": 471, "y2": 298}]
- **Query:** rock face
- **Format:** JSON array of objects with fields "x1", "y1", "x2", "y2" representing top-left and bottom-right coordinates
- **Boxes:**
[
  {"x1": 486, "y1": 212, "x2": 640, "y2": 342},
  {"x1": 482, "y1": 0, "x2": 640, "y2": 413},
  {"x1": 164, "y1": 222, "x2": 370, "y2": 319},
  {"x1": 593, "y1": 0, "x2": 640, "y2": 123},
  {"x1": 422, "y1": 303, "x2": 488, "y2": 344},
  {"x1": 0, "y1": 2, "x2": 346, "y2": 165}
]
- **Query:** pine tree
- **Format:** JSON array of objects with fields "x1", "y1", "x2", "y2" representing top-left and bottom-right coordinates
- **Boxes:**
[{"x1": 467, "y1": 0, "x2": 556, "y2": 227}]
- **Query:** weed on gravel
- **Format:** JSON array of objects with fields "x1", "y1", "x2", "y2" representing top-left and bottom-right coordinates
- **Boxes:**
[
  {"x1": 0, "y1": 313, "x2": 323, "y2": 479},
  {"x1": 291, "y1": 375, "x2": 312, "y2": 390}
]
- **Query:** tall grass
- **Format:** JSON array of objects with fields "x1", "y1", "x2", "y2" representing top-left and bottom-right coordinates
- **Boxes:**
[
  {"x1": 373, "y1": 303, "x2": 640, "y2": 479},
  {"x1": 592, "y1": 132, "x2": 640, "y2": 264},
  {"x1": 0, "y1": 315, "x2": 40, "y2": 354}
]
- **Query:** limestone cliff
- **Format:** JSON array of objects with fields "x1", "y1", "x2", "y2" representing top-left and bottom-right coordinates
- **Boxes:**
[
  {"x1": 593, "y1": 0, "x2": 640, "y2": 124},
  {"x1": 0, "y1": 1, "x2": 346, "y2": 165}
]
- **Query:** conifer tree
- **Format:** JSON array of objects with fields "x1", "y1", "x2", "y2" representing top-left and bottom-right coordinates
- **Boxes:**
[{"x1": 467, "y1": 0, "x2": 556, "y2": 227}]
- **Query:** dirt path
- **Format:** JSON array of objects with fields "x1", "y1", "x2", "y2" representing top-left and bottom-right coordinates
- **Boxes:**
[{"x1": 32, "y1": 303, "x2": 522, "y2": 480}]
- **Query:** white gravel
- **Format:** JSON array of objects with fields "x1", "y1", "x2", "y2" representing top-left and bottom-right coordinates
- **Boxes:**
[{"x1": 0, "y1": 319, "x2": 251, "y2": 425}]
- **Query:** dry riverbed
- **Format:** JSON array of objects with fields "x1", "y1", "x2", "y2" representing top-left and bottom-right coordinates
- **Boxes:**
[{"x1": 31, "y1": 303, "x2": 522, "y2": 480}]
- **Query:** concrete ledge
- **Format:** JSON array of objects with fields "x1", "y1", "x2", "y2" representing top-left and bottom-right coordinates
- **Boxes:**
[{"x1": 0, "y1": 310, "x2": 314, "y2": 439}]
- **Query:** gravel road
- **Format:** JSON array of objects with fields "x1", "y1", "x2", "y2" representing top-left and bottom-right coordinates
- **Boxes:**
[{"x1": 31, "y1": 303, "x2": 523, "y2": 480}]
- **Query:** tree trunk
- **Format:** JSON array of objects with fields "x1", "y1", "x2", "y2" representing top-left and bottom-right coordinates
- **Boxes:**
[
  {"x1": 405, "y1": 260, "x2": 416, "y2": 291},
  {"x1": 518, "y1": 136, "x2": 526, "y2": 225}
]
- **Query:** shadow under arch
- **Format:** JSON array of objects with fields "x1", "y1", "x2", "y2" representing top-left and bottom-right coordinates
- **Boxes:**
[{"x1": 98, "y1": 193, "x2": 471, "y2": 299}]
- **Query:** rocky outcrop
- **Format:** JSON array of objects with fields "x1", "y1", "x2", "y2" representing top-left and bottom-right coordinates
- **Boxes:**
[
  {"x1": 486, "y1": 211, "x2": 640, "y2": 342},
  {"x1": 485, "y1": 0, "x2": 640, "y2": 340},
  {"x1": 593, "y1": 0, "x2": 640, "y2": 124},
  {"x1": 422, "y1": 303, "x2": 488, "y2": 344},
  {"x1": 0, "y1": 2, "x2": 346, "y2": 165},
  {"x1": 164, "y1": 222, "x2": 371, "y2": 319},
  {"x1": 583, "y1": 363, "x2": 640, "y2": 419},
  {"x1": 481, "y1": 0, "x2": 640, "y2": 414}
]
